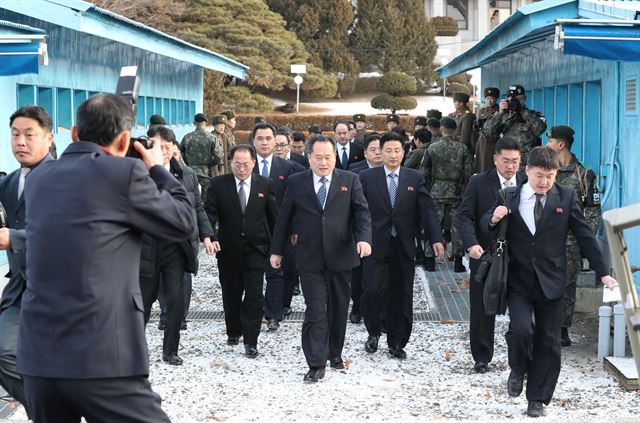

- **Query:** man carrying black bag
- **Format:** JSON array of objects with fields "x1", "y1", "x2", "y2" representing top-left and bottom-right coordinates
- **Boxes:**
[{"x1": 458, "y1": 136, "x2": 523, "y2": 374}]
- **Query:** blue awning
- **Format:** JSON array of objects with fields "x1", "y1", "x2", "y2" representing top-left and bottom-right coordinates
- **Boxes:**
[
  {"x1": 562, "y1": 24, "x2": 640, "y2": 62},
  {"x1": 0, "y1": 41, "x2": 40, "y2": 75}
]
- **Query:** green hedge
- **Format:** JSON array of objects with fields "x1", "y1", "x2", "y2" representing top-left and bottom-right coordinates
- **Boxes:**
[{"x1": 234, "y1": 114, "x2": 421, "y2": 133}]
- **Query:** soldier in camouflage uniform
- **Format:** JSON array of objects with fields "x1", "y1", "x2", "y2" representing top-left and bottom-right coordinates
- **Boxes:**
[
  {"x1": 483, "y1": 85, "x2": 546, "y2": 170},
  {"x1": 211, "y1": 115, "x2": 228, "y2": 175},
  {"x1": 353, "y1": 113, "x2": 368, "y2": 147},
  {"x1": 180, "y1": 113, "x2": 223, "y2": 201},
  {"x1": 472, "y1": 87, "x2": 501, "y2": 173},
  {"x1": 449, "y1": 92, "x2": 476, "y2": 153},
  {"x1": 422, "y1": 117, "x2": 474, "y2": 272},
  {"x1": 546, "y1": 125, "x2": 601, "y2": 347},
  {"x1": 220, "y1": 110, "x2": 237, "y2": 174}
]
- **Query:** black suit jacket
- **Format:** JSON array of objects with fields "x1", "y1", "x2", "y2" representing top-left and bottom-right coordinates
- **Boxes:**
[
  {"x1": 458, "y1": 169, "x2": 524, "y2": 272},
  {"x1": 271, "y1": 169, "x2": 372, "y2": 272},
  {"x1": 253, "y1": 155, "x2": 299, "y2": 205},
  {"x1": 347, "y1": 160, "x2": 371, "y2": 174},
  {"x1": 360, "y1": 167, "x2": 442, "y2": 260},
  {"x1": 289, "y1": 151, "x2": 309, "y2": 169},
  {"x1": 206, "y1": 174, "x2": 277, "y2": 264},
  {"x1": 18, "y1": 141, "x2": 195, "y2": 379},
  {"x1": 335, "y1": 142, "x2": 365, "y2": 170},
  {"x1": 0, "y1": 154, "x2": 53, "y2": 311},
  {"x1": 481, "y1": 181, "x2": 608, "y2": 300}
]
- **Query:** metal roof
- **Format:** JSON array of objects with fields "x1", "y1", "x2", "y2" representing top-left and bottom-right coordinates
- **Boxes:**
[
  {"x1": 0, "y1": 20, "x2": 45, "y2": 34},
  {"x1": 0, "y1": 0, "x2": 248, "y2": 79},
  {"x1": 436, "y1": 0, "x2": 579, "y2": 78}
]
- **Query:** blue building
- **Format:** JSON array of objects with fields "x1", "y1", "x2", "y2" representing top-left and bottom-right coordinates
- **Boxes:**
[
  {"x1": 437, "y1": 0, "x2": 640, "y2": 286},
  {"x1": 0, "y1": 0, "x2": 248, "y2": 173}
]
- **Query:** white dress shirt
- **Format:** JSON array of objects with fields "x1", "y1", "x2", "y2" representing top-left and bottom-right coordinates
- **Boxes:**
[
  {"x1": 257, "y1": 154, "x2": 273, "y2": 176},
  {"x1": 235, "y1": 175, "x2": 251, "y2": 210},
  {"x1": 519, "y1": 182, "x2": 546, "y2": 235},
  {"x1": 497, "y1": 172, "x2": 517, "y2": 189},
  {"x1": 313, "y1": 172, "x2": 332, "y2": 208}
]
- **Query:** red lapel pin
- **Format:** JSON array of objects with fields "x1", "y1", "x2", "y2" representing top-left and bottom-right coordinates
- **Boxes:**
[
  {"x1": 555, "y1": 208, "x2": 563, "y2": 213},
  {"x1": 407, "y1": 186, "x2": 414, "y2": 192},
  {"x1": 258, "y1": 192, "x2": 264, "y2": 198},
  {"x1": 278, "y1": 175, "x2": 285, "y2": 181},
  {"x1": 340, "y1": 186, "x2": 348, "y2": 192}
]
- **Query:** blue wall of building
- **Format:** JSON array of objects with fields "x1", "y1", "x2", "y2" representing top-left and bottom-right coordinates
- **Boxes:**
[{"x1": 0, "y1": 11, "x2": 204, "y2": 173}]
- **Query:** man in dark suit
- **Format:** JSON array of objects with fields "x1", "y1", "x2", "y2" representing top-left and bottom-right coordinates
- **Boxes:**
[
  {"x1": 18, "y1": 94, "x2": 194, "y2": 422},
  {"x1": 252, "y1": 122, "x2": 300, "y2": 331},
  {"x1": 359, "y1": 132, "x2": 444, "y2": 359},
  {"x1": 0, "y1": 106, "x2": 53, "y2": 412},
  {"x1": 274, "y1": 129, "x2": 309, "y2": 169},
  {"x1": 458, "y1": 136, "x2": 524, "y2": 374},
  {"x1": 346, "y1": 133, "x2": 383, "y2": 323},
  {"x1": 483, "y1": 147, "x2": 616, "y2": 418},
  {"x1": 334, "y1": 121, "x2": 365, "y2": 170},
  {"x1": 270, "y1": 135, "x2": 372, "y2": 383},
  {"x1": 207, "y1": 145, "x2": 278, "y2": 357}
]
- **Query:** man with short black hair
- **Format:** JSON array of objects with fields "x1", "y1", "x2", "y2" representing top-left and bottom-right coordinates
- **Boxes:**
[
  {"x1": 334, "y1": 121, "x2": 364, "y2": 170},
  {"x1": 546, "y1": 125, "x2": 601, "y2": 347},
  {"x1": 0, "y1": 106, "x2": 54, "y2": 412},
  {"x1": 291, "y1": 132, "x2": 306, "y2": 155},
  {"x1": 425, "y1": 118, "x2": 442, "y2": 144},
  {"x1": 458, "y1": 136, "x2": 523, "y2": 374},
  {"x1": 19, "y1": 93, "x2": 195, "y2": 421},
  {"x1": 484, "y1": 146, "x2": 615, "y2": 418},
  {"x1": 404, "y1": 128, "x2": 432, "y2": 170}
]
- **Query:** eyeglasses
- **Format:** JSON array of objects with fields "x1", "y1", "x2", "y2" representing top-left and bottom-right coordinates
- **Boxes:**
[{"x1": 274, "y1": 143, "x2": 288, "y2": 149}]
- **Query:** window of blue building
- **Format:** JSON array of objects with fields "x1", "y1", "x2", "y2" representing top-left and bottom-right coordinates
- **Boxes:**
[
  {"x1": 57, "y1": 88, "x2": 72, "y2": 132},
  {"x1": 543, "y1": 87, "x2": 554, "y2": 130},
  {"x1": 163, "y1": 98, "x2": 171, "y2": 124},
  {"x1": 37, "y1": 87, "x2": 55, "y2": 126},
  {"x1": 17, "y1": 84, "x2": 35, "y2": 106},
  {"x1": 155, "y1": 98, "x2": 163, "y2": 119},
  {"x1": 145, "y1": 97, "x2": 155, "y2": 124},
  {"x1": 136, "y1": 95, "x2": 146, "y2": 128},
  {"x1": 584, "y1": 81, "x2": 602, "y2": 173},
  {"x1": 170, "y1": 99, "x2": 177, "y2": 125},
  {"x1": 569, "y1": 83, "x2": 584, "y2": 162}
]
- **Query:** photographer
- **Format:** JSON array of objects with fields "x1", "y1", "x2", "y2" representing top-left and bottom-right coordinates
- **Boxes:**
[
  {"x1": 18, "y1": 93, "x2": 195, "y2": 422},
  {"x1": 472, "y1": 87, "x2": 500, "y2": 173},
  {"x1": 140, "y1": 125, "x2": 215, "y2": 366},
  {"x1": 482, "y1": 85, "x2": 546, "y2": 170}
]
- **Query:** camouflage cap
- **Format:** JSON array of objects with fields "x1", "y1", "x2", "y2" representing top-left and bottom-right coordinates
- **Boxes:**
[
  {"x1": 426, "y1": 118, "x2": 441, "y2": 128},
  {"x1": 194, "y1": 113, "x2": 207, "y2": 123},
  {"x1": 212, "y1": 115, "x2": 227, "y2": 125},
  {"x1": 484, "y1": 87, "x2": 500, "y2": 99},
  {"x1": 221, "y1": 110, "x2": 236, "y2": 120},
  {"x1": 547, "y1": 125, "x2": 574, "y2": 142},
  {"x1": 414, "y1": 116, "x2": 428, "y2": 127},
  {"x1": 440, "y1": 117, "x2": 457, "y2": 129},
  {"x1": 453, "y1": 92, "x2": 470, "y2": 104},
  {"x1": 386, "y1": 114, "x2": 400, "y2": 124},
  {"x1": 254, "y1": 115, "x2": 267, "y2": 124},
  {"x1": 353, "y1": 113, "x2": 366, "y2": 123}
]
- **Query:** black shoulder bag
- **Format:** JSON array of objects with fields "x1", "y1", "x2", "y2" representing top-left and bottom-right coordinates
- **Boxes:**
[{"x1": 475, "y1": 189, "x2": 510, "y2": 316}]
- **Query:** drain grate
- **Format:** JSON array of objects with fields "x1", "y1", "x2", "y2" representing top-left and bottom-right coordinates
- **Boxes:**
[{"x1": 150, "y1": 310, "x2": 442, "y2": 322}]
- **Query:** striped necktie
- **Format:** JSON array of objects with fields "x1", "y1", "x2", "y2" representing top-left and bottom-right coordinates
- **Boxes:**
[
  {"x1": 317, "y1": 177, "x2": 327, "y2": 209},
  {"x1": 388, "y1": 172, "x2": 398, "y2": 236}
]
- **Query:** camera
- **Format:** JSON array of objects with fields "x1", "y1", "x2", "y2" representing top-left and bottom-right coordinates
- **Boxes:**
[
  {"x1": 127, "y1": 135, "x2": 154, "y2": 159},
  {"x1": 507, "y1": 97, "x2": 522, "y2": 113},
  {"x1": 114, "y1": 66, "x2": 150, "y2": 159}
]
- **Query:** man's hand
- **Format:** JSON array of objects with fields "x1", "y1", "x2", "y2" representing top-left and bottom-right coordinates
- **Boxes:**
[
  {"x1": 203, "y1": 237, "x2": 217, "y2": 255},
  {"x1": 357, "y1": 242, "x2": 371, "y2": 258},
  {"x1": 270, "y1": 254, "x2": 283, "y2": 269},
  {"x1": 499, "y1": 99, "x2": 509, "y2": 113},
  {"x1": 601, "y1": 275, "x2": 617, "y2": 290},
  {"x1": 135, "y1": 137, "x2": 164, "y2": 170},
  {"x1": 432, "y1": 242, "x2": 445, "y2": 260},
  {"x1": 289, "y1": 234, "x2": 298, "y2": 246},
  {"x1": 490, "y1": 205, "x2": 509, "y2": 225},
  {"x1": 0, "y1": 228, "x2": 10, "y2": 250},
  {"x1": 468, "y1": 244, "x2": 484, "y2": 260}
]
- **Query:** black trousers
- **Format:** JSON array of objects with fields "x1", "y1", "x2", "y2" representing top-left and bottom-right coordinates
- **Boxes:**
[
  {"x1": 362, "y1": 237, "x2": 415, "y2": 348},
  {"x1": 299, "y1": 269, "x2": 351, "y2": 367},
  {"x1": 282, "y1": 242, "x2": 298, "y2": 309},
  {"x1": 23, "y1": 375, "x2": 169, "y2": 423},
  {"x1": 506, "y1": 279, "x2": 564, "y2": 404},
  {"x1": 264, "y1": 259, "x2": 284, "y2": 321},
  {"x1": 0, "y1": 305, "x2": 27, "y2": 409},
  {"x1": 217, "y1": 246, "x2": 265, "y2": 347},
  {"x1": 140, "y1": 243, "x2": 187, "y2": 356},
  {"x1": 469, "y1": 260, "x2": 496, "y2": 364},
  {"x1": 350, "y1": 263, "x2": 363, "y2": 314},
  {"x1": 158, "y1": 272, "x2": 192, "y2": 325}
]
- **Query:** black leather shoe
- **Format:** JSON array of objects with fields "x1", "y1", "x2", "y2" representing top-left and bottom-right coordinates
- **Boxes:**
[
  {"x1": 527, "y1": 401, "x2": 545, "y2": 418},
  {"x1": 454, "y1": 257, "x2": 466, "y2": 273},
  {"x1": 561, "y1": 327, "x2": 572, "y2": 347},
  {"x1": 244, "y1": 344, "x2": 259, "y2": 358},
  {"x1": 162, "y1": 354, "x2": 183, "y2": 366},
  {"x1": 226, "y1": 336, "x2": 240, "y2": 346},
  {"x1": 157, "y1": 321, "x2": 167, "y2": 331},
  {"x1": 283, "y1": 307, "x2": 292, "y2": 317},
  {"x1": 329, "y1": 357, "x2": 344, "y2": 369},
  {"x1": 474, "y1": 362, "x2": 489, "y2": 374},
  {"x1": 389, "y1": 345, "x2": 407, "y2": 359},
  {"x1": 349, "y1": 310, "x2": 362, "y2": 324},
  {"x1": 423, "y1": 257, "x2": 436, "y2": 272},
  {"x1": 365, "y1": 335, "x2": 379, "y2": 353},
  {"x1": 507, "y1": 370, "x2": 524, "y2": 397},
  {"x1": 303, "y1": 366, "x2": 326, "y2": 383},
  {"x1": 180, "y1": 322, "x2": 187, "y2": 331},
  {"x1": 267, "y1": 319, "x2": 280, "y2": 331}
]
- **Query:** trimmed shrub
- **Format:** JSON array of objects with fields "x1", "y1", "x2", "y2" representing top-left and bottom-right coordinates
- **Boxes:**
[
  {"x1": 337, "y1": 74, "x2": 358, "y2": 96},
  {"x1": 445, "y1": 82, "x2": 471, "y2": 96},
  {"x1": 431, "y1": 16, "x2": 459, "y2": 37},
  {"x1": 371, "y1": 94, "x2": 418, "y2": 113},
  {"x1": 219, "y1": 87, "x2": 273, "y2": 114},
  {"x1": 376, "y1": 72, "x2": 417, "y2": 96}
]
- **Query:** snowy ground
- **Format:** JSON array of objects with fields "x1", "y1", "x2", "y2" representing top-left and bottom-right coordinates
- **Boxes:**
[{"x1": 6, "y1": 254, "x2": 640, "y2": 422}]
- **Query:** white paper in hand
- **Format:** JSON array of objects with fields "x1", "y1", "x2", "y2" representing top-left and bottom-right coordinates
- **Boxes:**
[{"x1": 603, "y1": 284, "x2": 622, "y2": 303}]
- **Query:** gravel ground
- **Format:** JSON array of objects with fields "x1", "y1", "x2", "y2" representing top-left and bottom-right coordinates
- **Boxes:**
[{"x1": 7, "y1": 254, "x2": 640, "y2": 422}]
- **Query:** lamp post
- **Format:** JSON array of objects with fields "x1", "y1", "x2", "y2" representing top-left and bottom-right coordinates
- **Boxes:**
[{"x1": 290, "y1": 64, "x2": 306, "y2": 114}]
